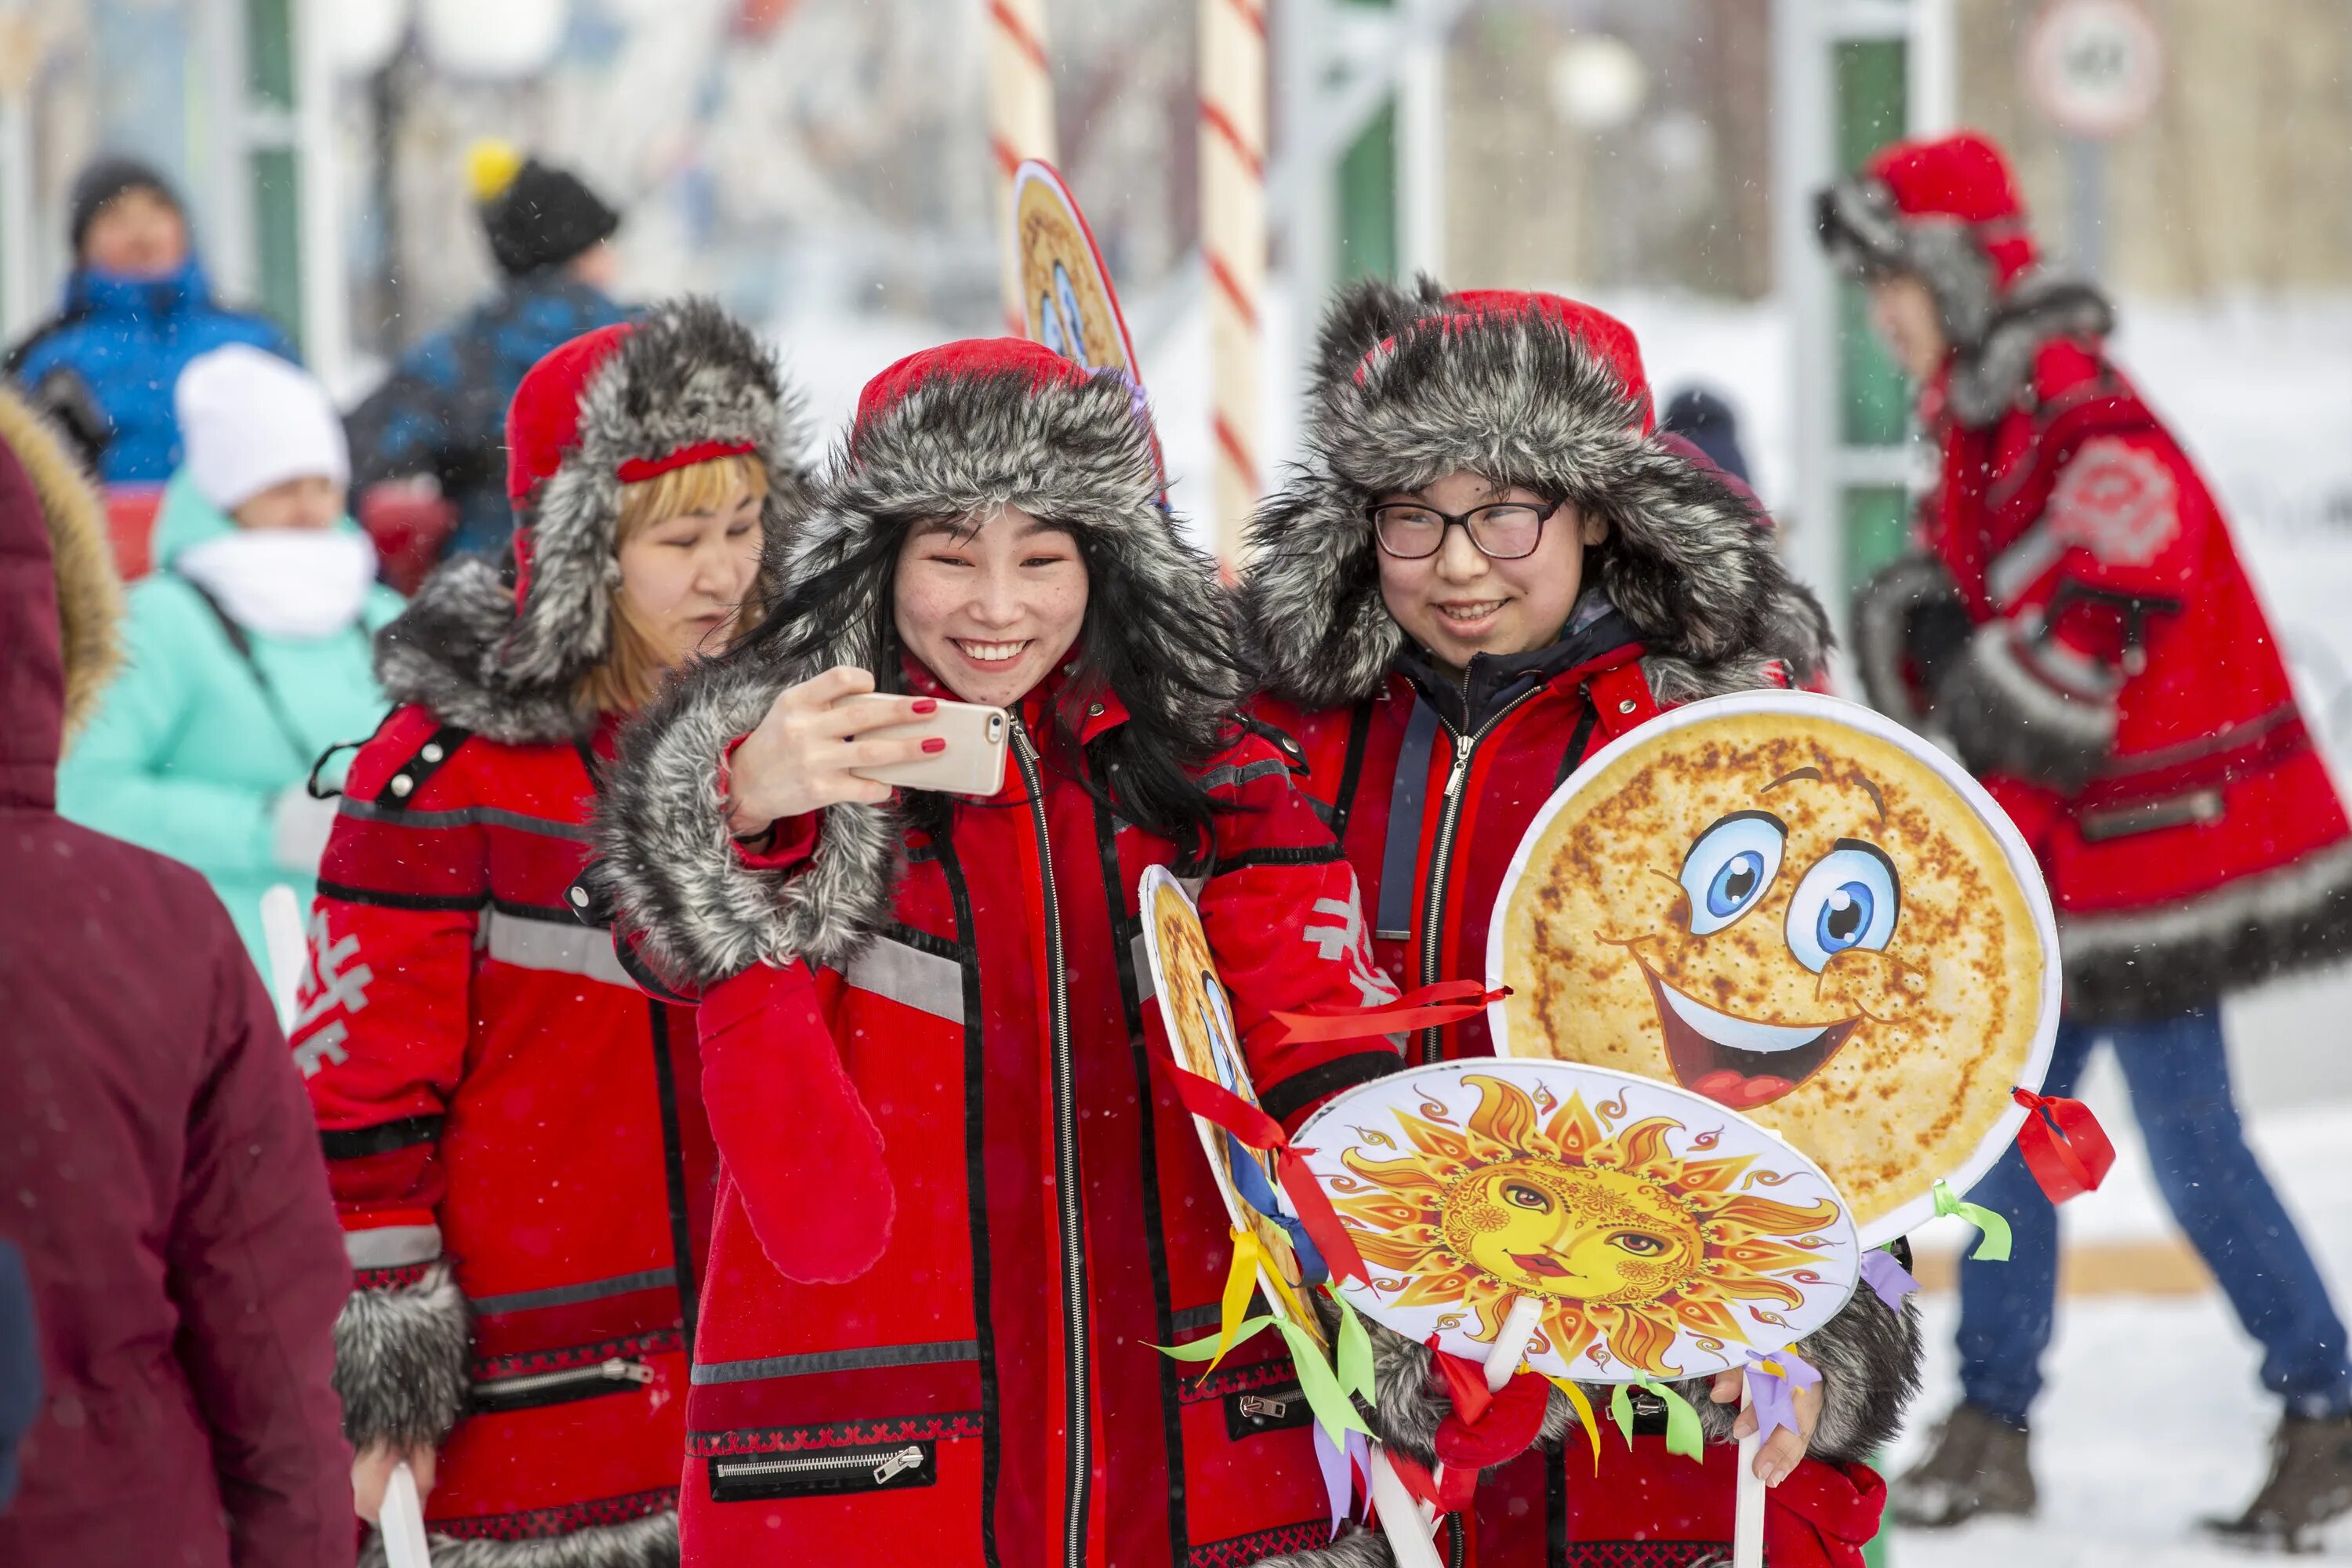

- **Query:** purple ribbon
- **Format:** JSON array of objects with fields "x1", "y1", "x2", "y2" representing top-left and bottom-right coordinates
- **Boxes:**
[
  {"x1": 1860, "y1": 1247, "x2": 1922, "y2": 1313},
  {"x1": 1312, "y1": 1421, "x2": 1361, "y2": 1537},
  {"x1": 1744, "y1": 1348, "x2": 1822, "y2": 1443}
]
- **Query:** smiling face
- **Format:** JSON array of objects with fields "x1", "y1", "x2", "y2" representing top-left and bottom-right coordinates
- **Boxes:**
[
  {"x1": 1493, "y1": 707, "x2": 2045, "y2": 1233},
  {"x1": 1374, "y1": 470, "x2": 1610, "y2": 681},
  {"x1": 1442, "y1": 1161, "x2": 1703, "y2": 1305},
  {"x1": 894, "y1": 503, "x2": 1091, "y2": 707}
]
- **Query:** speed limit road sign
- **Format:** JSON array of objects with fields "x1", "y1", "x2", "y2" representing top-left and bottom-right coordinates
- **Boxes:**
[{"x1": 2024, "y1": 0, "x2": 2165, "y2": 140}]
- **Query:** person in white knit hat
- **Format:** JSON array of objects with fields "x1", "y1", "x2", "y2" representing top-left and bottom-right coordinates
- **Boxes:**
[{"x1": 58, "y1": 343, "x2": 405, "y2": 971}]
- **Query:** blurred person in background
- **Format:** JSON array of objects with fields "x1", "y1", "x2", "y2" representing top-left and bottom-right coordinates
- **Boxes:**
[
  {"x1": 1660, "y1": 384, "x2": 1752, "y2": 488},
  {"x1": 347, "y1": 143, "x2": 631, "y2": 564},
  {"x1": 57, "y1": 344, "x2": 403, "y2": 972},
  {"x1": 294, "y1": 300, "x2": 811, "y2": 1563},
  {"x1": 1822, "y1": 129, "x2": 2352, "y2": 1550},
  {"x1": 0, "y1": 383, "x2": 353, "y2": 1567},
  {"x1": 2, "y1": 158, "x2": 296, "y2": 484}
]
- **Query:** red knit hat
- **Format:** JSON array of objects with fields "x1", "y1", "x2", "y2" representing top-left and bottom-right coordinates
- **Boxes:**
[
  {"x1": 1864, "y1": 131, "x2": 2038, "y2": 285},
  {"x1": 851, "y1": 337, "x2": 1096, "y2": 461}
]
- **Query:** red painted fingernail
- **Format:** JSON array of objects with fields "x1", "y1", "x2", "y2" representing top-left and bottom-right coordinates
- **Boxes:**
[
  {"x1": 912, "y1": 699, "x2": 938, "y2": 714},
  {"x1": 923, "y1": 737, "x2": 947, "y2": 753}
]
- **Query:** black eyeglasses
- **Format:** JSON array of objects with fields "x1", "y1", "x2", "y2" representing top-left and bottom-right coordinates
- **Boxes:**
[{"x1": 1367, "y1": 499, "x2": 1560, "y2": 561}]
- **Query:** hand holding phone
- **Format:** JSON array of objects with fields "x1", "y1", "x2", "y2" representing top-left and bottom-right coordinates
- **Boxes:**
[{"x1": 723, "y1": 667, "x2": 1007, "y2": 837}]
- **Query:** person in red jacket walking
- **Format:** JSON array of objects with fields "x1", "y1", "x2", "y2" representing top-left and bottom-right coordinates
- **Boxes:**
[
  {"x1": 289, "y1": 297, "x2": 813, "y2": 1563},
  {"x1": 1240, "y1": 283, "x2": 1917, "y2": 1568},
  {"x1": 1820, "y1": 130, "x2": 2352, "y2": 1548},
  {"x1": 0, "y1": 385, "x2": 354, "y2": 1566},
  {"x1": 592, "y1": 337, "x2": 1412, "y2": 1568}
]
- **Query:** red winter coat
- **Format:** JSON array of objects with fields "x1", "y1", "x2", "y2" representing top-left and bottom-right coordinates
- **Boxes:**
[
  {"x1": 295, "y1": 703, "x2": 714, "y2": 1551},
  {"x1": 1241, "y1": 280, "x2": 1907, "y2": 1568},
  {"x1": 0, "y1": 387, "x2": 354, "y2": 1566},
  {"x1": 608, "y1": 684, "x2": 1404, "y2": 1568},
  {"x1": 1854, "y1": 313, "x2": 2352, "y2": 1022}
]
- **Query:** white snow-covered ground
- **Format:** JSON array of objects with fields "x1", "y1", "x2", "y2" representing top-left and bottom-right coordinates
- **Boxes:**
[{"x1": 1889, "y1": 1095, "x2": 2352, "y2": 1565}]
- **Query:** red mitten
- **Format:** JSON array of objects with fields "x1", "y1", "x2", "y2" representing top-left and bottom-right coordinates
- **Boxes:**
[
  {"x1": 1433, "y1": 1368, "x2": 1552, "y2": 1470},
  {"x1": 700, "y1": 961, "x2": 895, "y2": 1283}
]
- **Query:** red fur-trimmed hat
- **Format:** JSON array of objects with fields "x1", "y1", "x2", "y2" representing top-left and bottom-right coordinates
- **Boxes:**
[
  {"x1": 1817, "y1": 130, "x2": 2041, "y2": 350},
  {"x1": 372, "y1": 298, "x2": 814, "y2": 745}
]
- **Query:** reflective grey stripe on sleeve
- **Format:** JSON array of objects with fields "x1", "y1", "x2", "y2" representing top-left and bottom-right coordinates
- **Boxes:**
[
  {"x1": 470, "y1": 1269, "x2": 677, "y2": 1316},
  {"x1": 1132, "y1": 931, "x2": 1155, "y2": 1006},
  {"x1": 336, "y1": 797, "x2": 592, "y2": 840},
  {"x1": 845, "y1": 931, "x2": 966, "y2": 1024},
  {"x1": 1987, "y1": 521, "x2": 2067, "y2": 609},
  {"x1": 1375, "y1": 697, "x2": 1440, "y2": 942},
  {"x1": 345, "y1": 1224, "x2": 442, "y2": 1269},
  {"x1": 691, "y1": 1339, "x2": 982, "y2": 1385},
  {"x1": 482, "y1": 907, "x2": 634, "y2": 989}
]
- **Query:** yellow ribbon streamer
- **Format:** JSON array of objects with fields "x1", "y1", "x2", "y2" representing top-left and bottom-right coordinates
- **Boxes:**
[{"x1": 1547, "y1": 1377, "x2": 1604, "y2": 1475}]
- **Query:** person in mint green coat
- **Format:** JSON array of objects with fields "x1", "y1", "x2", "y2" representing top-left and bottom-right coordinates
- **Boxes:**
[{"x1": 59, "y1": 345, "x2": 402, "y2": 970}]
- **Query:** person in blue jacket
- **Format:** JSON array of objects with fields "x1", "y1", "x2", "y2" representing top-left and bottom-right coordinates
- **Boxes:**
[
  {"x1": 346, "y1": 142, "x2": 629, "y2": 561},
  {"x1": 4, "y1": 158, "x2": 296, "y2": 484},
  {"x1": 58, "y1": 344, "x2": 402, "y2": 971}
]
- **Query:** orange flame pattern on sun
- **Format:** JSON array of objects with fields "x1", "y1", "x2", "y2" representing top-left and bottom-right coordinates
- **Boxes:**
[{"x1": 1332, "y1": 1075, "x2": 1844, "y2": 1377}]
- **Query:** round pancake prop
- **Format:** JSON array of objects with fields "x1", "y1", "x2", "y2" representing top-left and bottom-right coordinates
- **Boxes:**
[
  {"x1": 1486, "y1": 691, "x2": 2062, "y2": 1249},
  {"x1": 1139, "y1": 866, "x2": 1327, "y2": 1351},
  {"x1": 1294, "y1": 1058, "x2": 1860, "y2": 1386}
]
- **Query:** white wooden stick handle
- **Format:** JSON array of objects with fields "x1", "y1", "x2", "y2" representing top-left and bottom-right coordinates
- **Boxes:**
[
  {"x1": 1368, "y1": 1446, "x2": 1446, "y2": 1568},
  {"x1": 1733, "y1": 1377, "x2": 1765, "y2": 1568},
  {"x1": 380, "y1": 1461, "x2": 434, "y2": 1568},
  {"x1": 1485, "y1": 1294, "x2": 1545, "y2": 1393}
]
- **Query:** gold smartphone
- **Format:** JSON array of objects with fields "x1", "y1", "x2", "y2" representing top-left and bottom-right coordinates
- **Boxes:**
[{"x1": 842, "y1": 694, "x2": 1011, "y2": 796}]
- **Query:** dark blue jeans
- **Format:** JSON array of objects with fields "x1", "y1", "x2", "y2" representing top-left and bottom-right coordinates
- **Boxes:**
[{"x1": 1958, "y1": 1003, "x2": 2352, "y2": 1425}]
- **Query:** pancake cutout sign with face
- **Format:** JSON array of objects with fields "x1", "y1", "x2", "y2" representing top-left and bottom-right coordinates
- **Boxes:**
[
  {"x1": 1294, "y1": 1060, "x2": 1859, "y2": 1383},
  {"x1": 1488, "y1": 691, "x2": 2060, "y2": 1248},
  {"x1": 1139, "y1": 866, "x2": 1328, "y2": 1350}
]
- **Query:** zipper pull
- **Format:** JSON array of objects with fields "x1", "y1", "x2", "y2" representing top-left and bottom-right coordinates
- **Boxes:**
[
  {"x1": 601, "y1": 1358, "x2": 656, "y2": 1385},
  {"x1": 1240, "y1": 1393, "x2": 1291, "y2": 1420},
  {"x1": 1443, "y1": 731, "x2": 1474, "y2": 798},
  {"x1": 872, "y1": 1445, "x2": 924, "y2": 1483}
]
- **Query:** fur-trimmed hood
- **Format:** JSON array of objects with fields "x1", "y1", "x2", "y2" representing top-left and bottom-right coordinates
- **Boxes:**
[
  {"x1": 597, "y1": 338, "x2": 1238, "y2": 989},
  {"x1": 1817, "y1": 154, "x2": 2114, "y2": 430},
  {"x1": 372, "y1": 296, "x2": 815, "y2": 745},
  {"x1": 1244, "y1": 278, "x2": 1829, "y2": 711},
  {"x1": 0, "y1": 383, "x2": 121, "y2": 799}
]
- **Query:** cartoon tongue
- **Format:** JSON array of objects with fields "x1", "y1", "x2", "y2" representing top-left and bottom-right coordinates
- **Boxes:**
[{"x1": 1692, "y1": 1069, "x2": 1795, "y2": 1110}]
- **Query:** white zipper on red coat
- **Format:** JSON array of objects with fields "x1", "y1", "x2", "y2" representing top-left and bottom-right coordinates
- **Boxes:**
[
  {"x1": 1415, "y1": 691, "x2": 1540, "y2": 1065},
  {"x1": 1008, "y1": 720, "x2": 1091, "y2": 1568},
  {"x1": 470, "y1": 1356, "x2": 653, "y2": 1400},
  {"x1": 712, "y1": 1444, "x2": 925, "y2": 1486}
]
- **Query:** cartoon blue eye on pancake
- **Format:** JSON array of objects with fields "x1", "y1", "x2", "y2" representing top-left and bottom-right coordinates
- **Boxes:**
[{"x1": 1487, "y1": 691, "x2": 2060, "y2": 1245}]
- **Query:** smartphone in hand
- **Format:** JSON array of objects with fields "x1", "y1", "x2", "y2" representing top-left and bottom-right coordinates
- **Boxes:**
[{"x1": 842, "y1": 695, "x2": 1010, "y2": 796}]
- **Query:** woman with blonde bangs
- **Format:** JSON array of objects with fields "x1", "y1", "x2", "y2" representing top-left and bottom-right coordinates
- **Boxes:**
[{"x1": 286, "y1": 300, "x2": 812, "y2": 1566}]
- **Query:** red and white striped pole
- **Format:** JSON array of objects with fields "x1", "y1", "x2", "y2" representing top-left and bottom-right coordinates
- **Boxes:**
[
  {"x1": 986, "y1": 0, "x2": 1058, "y2": 335},
  {"x1": 1199, "y1": 0, "x2": 1266, "y2": 572}
]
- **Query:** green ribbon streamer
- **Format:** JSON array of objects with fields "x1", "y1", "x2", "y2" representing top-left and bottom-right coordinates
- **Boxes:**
[
  {"x1": 1154, "y1": 1312, "x2": 1372, "y2": 1443},
  {"x1": 1606, "y1": 1380, "x2": 1704, "y2": 1463},
  {"x1": 1933, "y1": 1179, "x2": 2013, "y2": 1261},
  {"x1": 1155, "y1": 1316, "x2": 1276, "y2": 1361}
]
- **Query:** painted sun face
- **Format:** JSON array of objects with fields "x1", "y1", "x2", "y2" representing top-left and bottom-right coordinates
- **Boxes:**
[
  {"x1": 1443, "y1": 1161, "x2": 1704, "y2": 1304},
  {"x1": 1491, "y1": 699, "x2": 2053, "y2": 1242}
]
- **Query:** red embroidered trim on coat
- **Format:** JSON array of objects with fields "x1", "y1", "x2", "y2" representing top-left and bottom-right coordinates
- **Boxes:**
[
  {"x1": 436, "y1": 1486, "x2": 676, "y2": 1541},
  {"x1": 685, "y1": 1411, "x2": 985, "y2": 1457}
]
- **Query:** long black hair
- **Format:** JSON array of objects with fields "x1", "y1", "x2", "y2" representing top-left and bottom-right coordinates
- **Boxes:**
[{"x1": 727, "y1": 506, "x2": 1251, "y2": 858}]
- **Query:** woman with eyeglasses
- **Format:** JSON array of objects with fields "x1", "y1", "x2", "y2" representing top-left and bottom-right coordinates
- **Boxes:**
[{"x1": 1242, "y1": 286, "x2": 1915, "y2": 1568}]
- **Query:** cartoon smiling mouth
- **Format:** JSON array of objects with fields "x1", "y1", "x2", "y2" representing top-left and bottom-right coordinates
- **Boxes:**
[
  {"x1": 1641, "y1": 969, "x2": 1860, "y2": 1111},
  {"x1": 1512, "y1": 1251, "x2": 1570, "y2": 1279}
]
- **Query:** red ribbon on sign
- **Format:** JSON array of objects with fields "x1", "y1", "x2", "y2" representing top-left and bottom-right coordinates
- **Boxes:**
[
  {"x1": 1149, "y1": 1052, "x2": 1370, "y2": 1284},
  {"x1": 1272, "y1": 980, "x2": 1510, "y2": 1044},
  {"x1": 1381, "y1": 1446, "x2": 1479, "y2": 1516},
  {"x1": 2012, "y1": 1087, "x2": 2117, "y2": 1204}
]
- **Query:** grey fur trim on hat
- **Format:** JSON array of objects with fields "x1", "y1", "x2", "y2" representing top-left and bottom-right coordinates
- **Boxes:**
[
  {"x1": 2060, "y1": 836, "x2": 2352, "y2": 1026},
  {"x1": 332, "y1": 1262, "x2": 471, "y2": 1454},
  {"x1": 1245, "y1": 278, "x2": 1829, "y2": 711},
  {"x1": 596, "y1": 361, "x2": 1236, "y2": 989},
  {"x1": 362, "y1": 1508, "x2": 677, "y2": 1568},
  {"x1": 372, "y1": 296, "x2": 815, "y2": 746},
  {"x1": 1817, "y1": 176, "x2": 2115, "y2": 430}
]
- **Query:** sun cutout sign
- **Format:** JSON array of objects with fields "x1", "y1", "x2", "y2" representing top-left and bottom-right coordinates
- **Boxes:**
[
  {"x1": 1488, "y1": 691, "x2": 2060, "y2": 1247},
  {"x1": 1296, "y1": 1060, "x2": 1858, "y2": 1383}
]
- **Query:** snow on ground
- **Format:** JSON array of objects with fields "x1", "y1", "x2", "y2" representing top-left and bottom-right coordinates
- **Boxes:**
[{"x1": 1890, "y1": 1097, "x2": 2352, "y2": 1565}]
